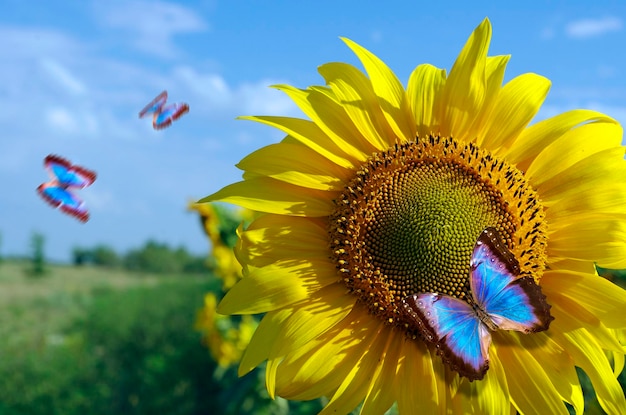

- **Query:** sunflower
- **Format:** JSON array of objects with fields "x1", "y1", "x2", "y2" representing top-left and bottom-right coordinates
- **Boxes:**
[
  {"x1": 189, "y1": 202, "x2": 258, "y2": 368},
  {"x1": 200, "y1": 18, "x2": 626, "y2": 414},
  {"x1": 195, "y1": 292, "x2": 258, "y2": 368},
  {"x1": 189, "y1": 202, "x2": 254, "y2": 289}
]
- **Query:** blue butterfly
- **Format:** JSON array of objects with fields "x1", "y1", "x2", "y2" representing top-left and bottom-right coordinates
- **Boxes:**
[
  {"x1": 139, "y1": 90, "x2": 189, "y2": 130},
  {"x1": 402, "y1": 227, "x2": 553, "y2": 381},
  {"x1": 37, "y1": 155, "x2": 97, "y2": 223}
]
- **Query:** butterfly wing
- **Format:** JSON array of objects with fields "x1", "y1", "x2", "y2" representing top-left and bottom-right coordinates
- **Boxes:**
[
  {"x1": 403, "y1": 293, "x2": 491, "y2": 381},
  {"x1": 39, "y1": 155, "x2": 95, "y2": 223},
  {"x1": 470, "y1": 227, "x2": 553, "y2": 333},
  {"x1": 139, "y1": 91, "x2": 168, "y2": 118},
  {"x1": 44, "y1": 155, "x2": 96, "y2": 188},
  {"x1": 152, "y1": 102, "x2": 189, "y2": 129},
  {"x1": 37, "y1": 183, "x2": 89, "y2": 223}
]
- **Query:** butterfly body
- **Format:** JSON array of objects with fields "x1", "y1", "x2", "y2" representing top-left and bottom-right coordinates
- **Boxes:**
[
  {"x1": 139, "y1": 90, "x2": 189, "y2": 130},
  {"x1": 402, "y1": 227, "x2": 553, "y2": 381},
  {"x1": 37, "y1": 155, "x2": 96, "y2": 223}
]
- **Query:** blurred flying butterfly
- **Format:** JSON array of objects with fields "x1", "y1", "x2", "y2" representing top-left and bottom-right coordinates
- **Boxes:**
[
  {"x1": 139, "y1": 90, "x2": 189, "y2": 130},
  {"x1": 402, "y1": 227, "x2": 553, "y2": 381},
  {"x1": 37, "y1": 155, "x2": 97, "y2": 223}
]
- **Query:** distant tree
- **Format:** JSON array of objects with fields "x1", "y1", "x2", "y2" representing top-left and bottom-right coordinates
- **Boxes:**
[
  {"x1": 0, "y1": 231, "x2": 3, "y2": 264},
  {"x1": 182, "y1": 256, "x2": 210, "y2": 274},
  {"x1": 28, "y1": 232, "x2": 46, "y2": 276},
  {"x1": 121, "y1": 241, "x2": 208, "y2": 274},
  {"x1": 122, "y1": 241, "x2": 177, "y2": 274},
  {"x1": 92, "y1": 245, "x2": 120, "y2": 268},
  {"x1": 175, "y1": 246, "x2": 210, "y2": 274},
  {"x1": 173, "y1": 246, "x2": 192, "y2": 269},
  {"x1": 122, "y1": 249, "x2": 142, "y2": 271},
  {"x1": 72, "y1": 247, "x2": 92, "y2": 266}
]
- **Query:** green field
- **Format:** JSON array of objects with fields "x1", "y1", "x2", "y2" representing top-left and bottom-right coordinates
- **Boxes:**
[
  {"x1": 0, "y1": 261, "x2": 211, "y2": 414},
  {"x1": 0, "y1": 261, "x2": 325, "y2": 415},
  {"x1": 0, "y1": 261, "x2": 185, "y2": 339}
]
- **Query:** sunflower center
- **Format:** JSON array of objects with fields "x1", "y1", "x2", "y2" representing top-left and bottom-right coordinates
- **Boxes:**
[{"x1": 328, "y1": 135, "x2": 547, "y2": 329}]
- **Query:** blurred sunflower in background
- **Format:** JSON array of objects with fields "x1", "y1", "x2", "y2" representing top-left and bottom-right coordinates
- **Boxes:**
[
  {"x1": 189, "y1": 202, "x2": 257, "y2": 368},
  {"x1": 200, "y1": 18, "x2": 626, "y2": 414},
  {"x1": 190, "y1": 202, "x2": 254, "y2": 290},
  {"x1": 195, "y1": 292, "x2": 257, "y2": 368}
]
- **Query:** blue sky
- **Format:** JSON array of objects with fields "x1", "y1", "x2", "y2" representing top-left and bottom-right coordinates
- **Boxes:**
[{"x1": 2, "y1": 1, "x2": 626, "y2": 262}]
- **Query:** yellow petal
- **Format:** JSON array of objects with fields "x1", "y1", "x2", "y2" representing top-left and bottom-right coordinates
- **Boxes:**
[
  {"x1": 612, "y1": 346, "x2": 625, "y2": 376},
  {"x1": 543, "y1": 290, "x2": 625, "y2": 355},
  {"x1": 319, "y1": 62, "x2": 394, "y2": 150},
  {"x1": 238, "y1": 115, "x2": 357, "y2": 169},
  {"x1": 546, "y1": 183, "x2": 626, "y2": 222},
  {"x1": 516, "y1": 332, "x2": 583, "y2": 413},
  {"x1": 266, "y1": 356, "x2": 280, "y2": 399},
  {"x1": 525, "y1": 120, "x2": 623, "y2": 188},
  {"x1": 237, "y1": 142, "x2": 352, "y2": 191},
  {"x1": 236, "y1": 215, "x2": 328, "y2": 267},
  {"x1": 270, "y1": 284, "x2": 356, "y2": 359},
  {"x1": 547, "y1": 258, "x2": 598, "y2": 274},
  {"x1": 275, "y1": 308, "x2": 381, "y2": 400},
  {"x1": 239, "y1": 308, "x2": 291, "y2": 376},
  {"x1": 407, "y1": 63, "x2": 447, "y2": 138},
  {"x1": 436, "y1": 18, "x2": 491, "y2": 142},
  {"x1": 506, "y1": 109, "x2": 618, "y2": 172},
  {"x1": 554, "y1": 329, "x2": 626, "y2": 415},
  {"x1": 542, "y1": 269, "x2": 626, "y2": 328},
  {"x1": 319, "y1": 324, "x2": 388, "y2": 415},
  {"x1": 199, "y1": 177, "x2": 336, "y2": 217},
  {"x1": 273, "y1": 84, "x2": 374, "y2": 160},
  {"x1": 359, "y1": 332, "x2": 401, "y2": 415},
  {"x1": 479, "y1": 73, "x2": 551, "y2": 154},
  {"x1": 341, "y1": 37, "x2": 416, "y2": 144},
  {"x1": 465, "y1": 55, "x2": 510, "y2": 142},
  {"x1": 495, "y1": 332, "x2": 569, "y2": 414},
  {"x1": 395, "y1": 338, "x2": 441, "y2": 414},
  {"x1": 536, "y1": 148, "x2": 626, "y2": 206},
  {"x1": 475, "y1": 343, "x2": 512, "y2": 415},
  {"x1": 547, "y1": 216, "x2": 626, "y2": 268},
  {"x1": 217, "y1": 259, "x2": 337, "y2": 314}
]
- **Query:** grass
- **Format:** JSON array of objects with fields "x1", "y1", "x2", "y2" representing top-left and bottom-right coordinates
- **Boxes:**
[
  {"x1": 0, "y1": 260, "x2": 187, "y2": 302},
  {"x1": 0, "y1": 260, "x2": 225, "y2": 415},
  {"x1": 0, "y1": 261, "x2": 208, "y2": 354}
]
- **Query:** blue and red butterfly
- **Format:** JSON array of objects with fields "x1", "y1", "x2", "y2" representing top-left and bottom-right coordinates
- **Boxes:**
[
  {"x1": 402, "y1": 227, "x2": 553, "y2": 381},
  {"x1": 139, "y1": 90, "x2": 189, "y2": 130},
  {"x1": 37, "y1": 155, "x2": 97, "y2": 223}
]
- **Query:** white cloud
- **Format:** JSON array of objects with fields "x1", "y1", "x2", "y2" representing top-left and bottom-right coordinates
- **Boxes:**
[
  {"x1": 239, "y1": 80, "x2": 298, "y2": 115},
  {"x1": 173, "y1": 66, "x2": 298, "y2": 117},
  {"x1": 174, "y1": 67, "x2": 231, "y2": 104},
  {"x1": 44, "y1": 106, "x2": 102, "y2": 136},
  {"x1": 0, "y1": 25, "x2": 85, "y2": 105},
  {"x1": 0, "y1": 25, "x2": 82, "y2": 59},
  {"x1": 40, "y1": 58, "x2": 86, "y2": 95},
  {"x1": 84, "y1": 188, "x2": 119, "y2": 213},
  {"x1": 95, "y1": 0, "x2": 208, "y2": 58},
  {"x1": 46, "y1": 107, "x2": 79, "y2": 133},
  {"x1": 565, "y1": 17, "x2": 622, "y2": 38}
]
